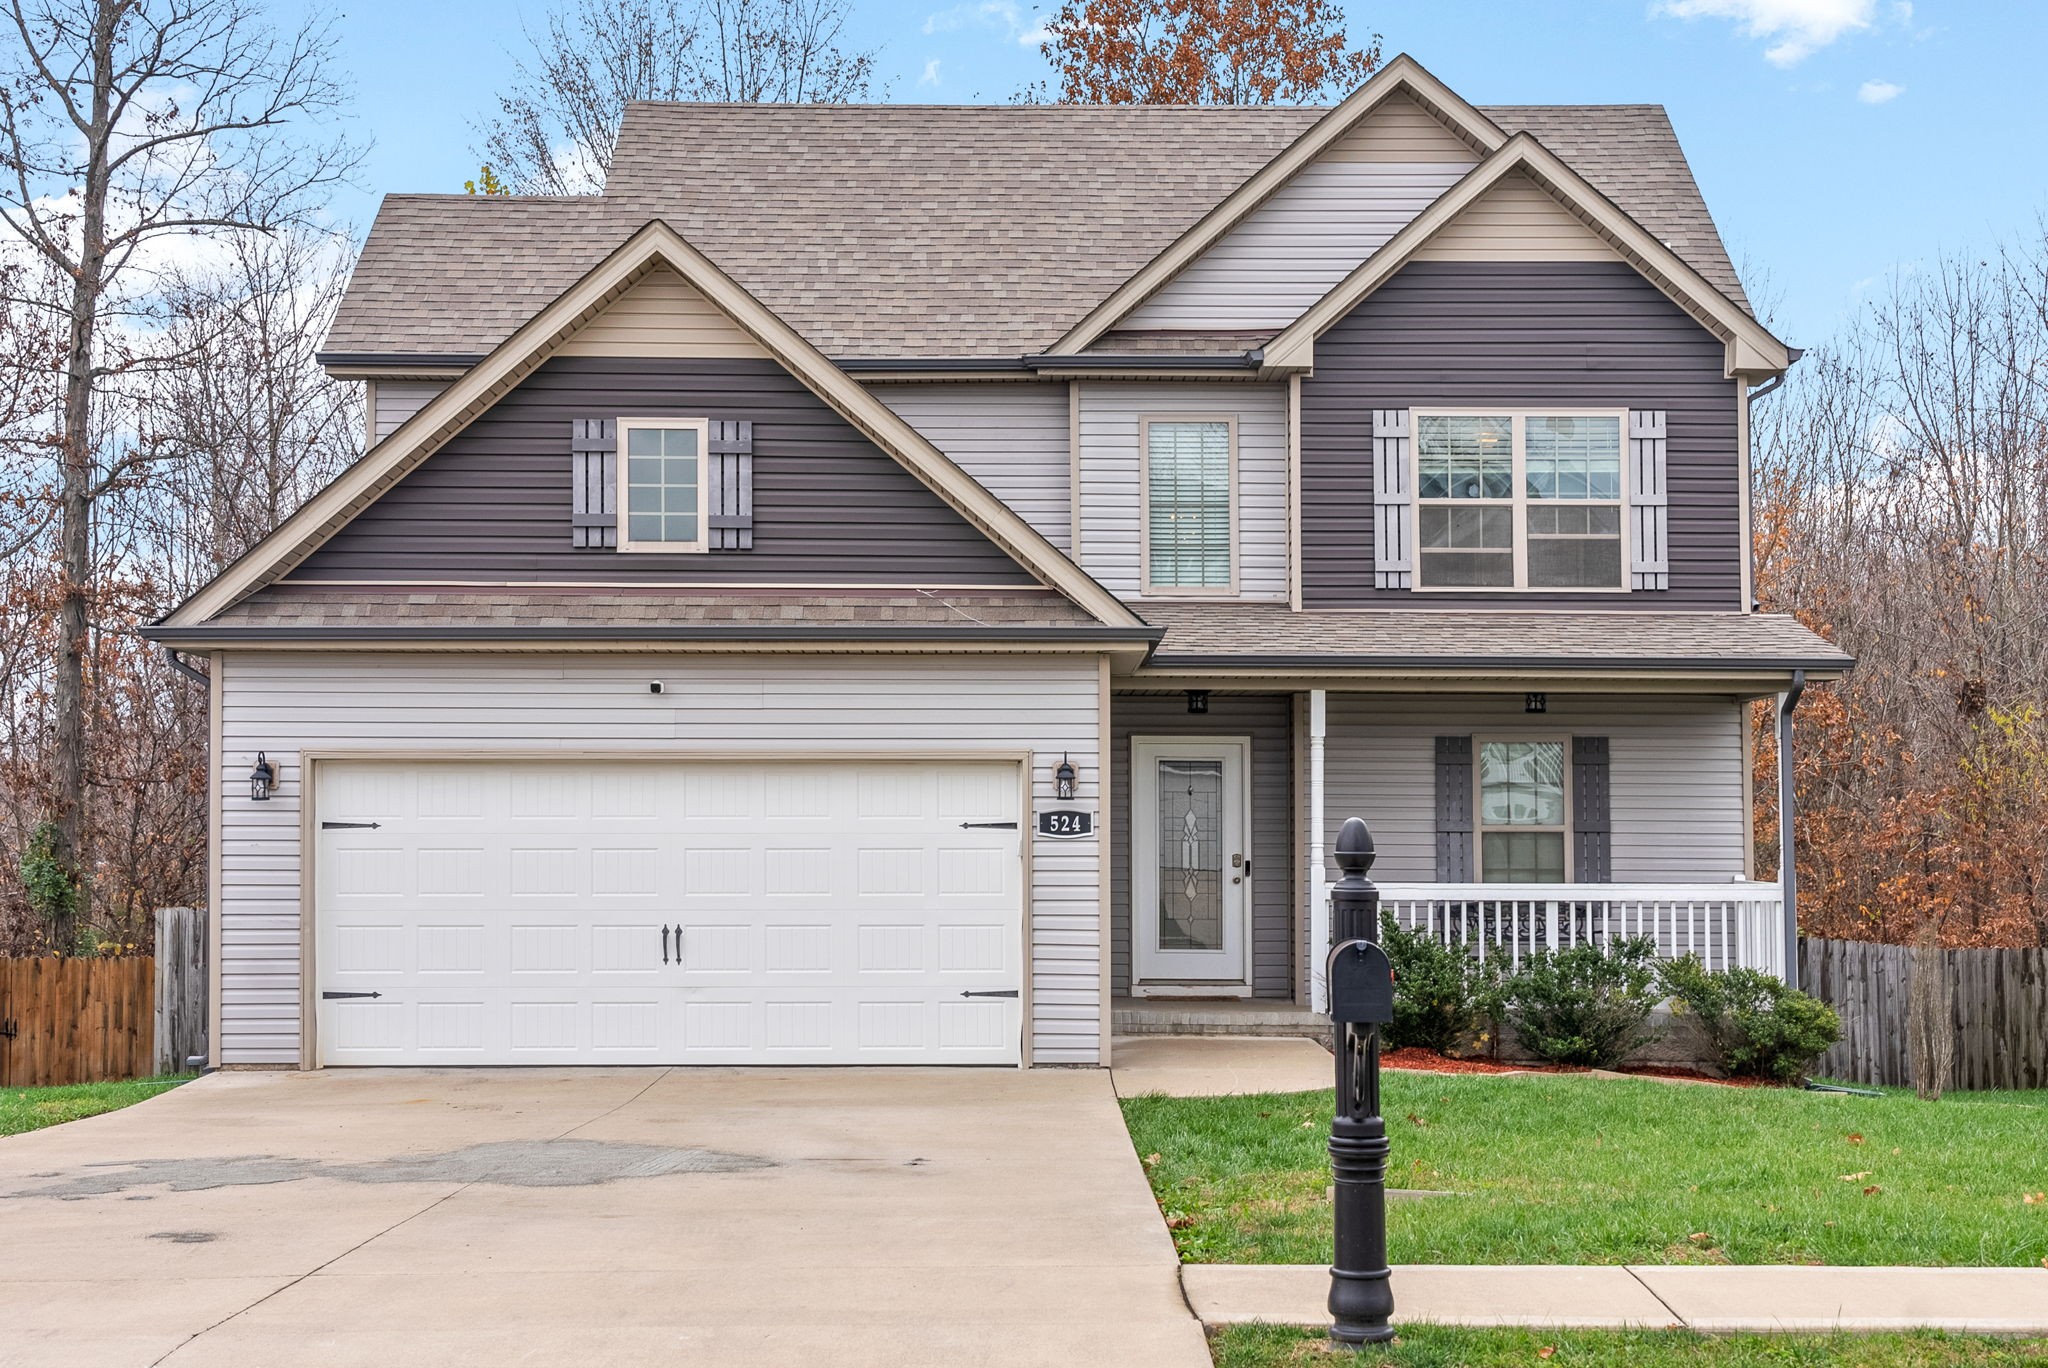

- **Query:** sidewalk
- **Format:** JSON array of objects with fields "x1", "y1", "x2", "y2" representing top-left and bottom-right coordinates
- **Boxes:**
[{"x1": 1182, "y1": 1264, "x2": 2048, "y2": 1335}]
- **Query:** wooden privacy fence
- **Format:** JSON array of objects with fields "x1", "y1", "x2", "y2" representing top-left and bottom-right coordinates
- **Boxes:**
[
  {"x1": 0, "y1": 957, "x2": 153, "y2": 1087},
  {"x1": 0, "y1": 909, "x2": 208, "y2": 1088},
  {"x1": 1800, "y1": 936, "x2": 2048, "y2": 1091}
]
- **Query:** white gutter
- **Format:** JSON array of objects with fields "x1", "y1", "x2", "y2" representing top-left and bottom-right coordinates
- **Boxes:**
[{"x1": 1308, "y1": 688, "x2": 1329, "y2": 1011}]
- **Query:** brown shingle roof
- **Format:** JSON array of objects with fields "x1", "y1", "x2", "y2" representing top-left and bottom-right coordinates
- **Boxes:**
[
  {"x1": 325, "y1": 102, "x2": 1751, "y2": 363},
  {"x1": 209, "y1": 587, "x2": 1110, "y2": 632},
  {"x1": 1139, "y1": 605, "x2": 1849, "y2": 673}
]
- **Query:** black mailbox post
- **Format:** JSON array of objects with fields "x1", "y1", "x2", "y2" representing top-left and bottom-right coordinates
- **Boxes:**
[{"x1": 1325, "y1": 816, "x2": 1396, "y2": 1346}]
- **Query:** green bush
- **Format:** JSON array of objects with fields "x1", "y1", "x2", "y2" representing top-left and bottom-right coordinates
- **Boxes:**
[
  {"x1": 1377, "y1": 911, "x2": 1486, "y2": 1053},
  {"x1": 1500, "y1": 937, "x2": 1664, "y2": 1068},
  {"x1": 1660, "y1": 955, "x2": 1843, "y2": 1082}
]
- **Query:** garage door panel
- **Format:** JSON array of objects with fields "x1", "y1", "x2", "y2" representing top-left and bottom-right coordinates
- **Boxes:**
[{"x1": 317, "y1": 759, "x2": 1023, "y2": 1066}]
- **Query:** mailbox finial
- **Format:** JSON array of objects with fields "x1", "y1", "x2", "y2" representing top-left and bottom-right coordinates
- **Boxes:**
[{"x1": 1334, "y1": 816, "x2": 1375, "y2": 876}]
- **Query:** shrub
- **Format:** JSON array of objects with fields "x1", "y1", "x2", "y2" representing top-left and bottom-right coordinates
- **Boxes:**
[
  {"x1": 1377, "y1": 911, "x2": 1485, "y2": 1053},
  {"x1": 1500, "y1": 937, "x2": 1664, "y2": 1068},
  {"x1": 1660, "y1": 955, "x2": 1842, "y2": 1083}
]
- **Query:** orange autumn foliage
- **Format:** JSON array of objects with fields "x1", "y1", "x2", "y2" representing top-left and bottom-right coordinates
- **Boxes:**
[{"x1": 1034, "y1": 0, "x2": 1380, "y2": 105}]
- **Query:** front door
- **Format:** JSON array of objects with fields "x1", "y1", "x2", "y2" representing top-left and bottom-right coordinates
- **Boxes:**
[{"x1": 1132, "y1": 738, "x2": 1250, "y2": 987}]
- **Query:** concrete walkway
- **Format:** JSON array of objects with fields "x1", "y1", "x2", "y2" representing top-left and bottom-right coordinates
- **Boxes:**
[
  {"x1": 1184, "y1": 1263, "x2": 2048, "y2": 1334},
  {"x1": 0, "y1": 1068, "x2": 1209, "y2": 1368},
  {"x1": 1110, "y1": 1034, "x2": 1333, "y2": 1098}
]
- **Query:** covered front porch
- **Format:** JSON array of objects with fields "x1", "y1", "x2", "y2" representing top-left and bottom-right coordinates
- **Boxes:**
[{"x1": 1109, "y1": 683, "x2": 1793, "y2": 1010}]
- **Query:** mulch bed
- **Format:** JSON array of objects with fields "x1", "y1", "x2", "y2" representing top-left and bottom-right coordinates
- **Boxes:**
[{"x1": 1378, "y1": 1046, "x2": 1770, "y2": 1088}]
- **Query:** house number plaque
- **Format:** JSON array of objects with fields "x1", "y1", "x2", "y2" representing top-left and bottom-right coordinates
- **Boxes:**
[{"x1": 1036, "y1": 809, "x2": 1094, "y2": 840}]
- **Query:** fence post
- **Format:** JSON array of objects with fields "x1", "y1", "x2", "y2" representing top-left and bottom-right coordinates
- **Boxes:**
[{"x1": 154, "y1": 907, "x2": 209, "y2": 1075}]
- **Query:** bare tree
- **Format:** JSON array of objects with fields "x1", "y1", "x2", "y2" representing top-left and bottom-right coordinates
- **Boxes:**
[
  {"x1": 1753, "y1": 228, "x2": 2048, "y2": 950},
  {"x1": 473, "y1": 0, "x2": 877, "y2": 196},
  {"x1": 0, "y1": 0, "x2": 358, "y2": 952}
]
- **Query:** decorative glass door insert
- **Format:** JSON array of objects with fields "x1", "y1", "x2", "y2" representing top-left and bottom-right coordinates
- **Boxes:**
[{"x1": 1132, "y1": 738, "x2": 1248, "y2": 985}]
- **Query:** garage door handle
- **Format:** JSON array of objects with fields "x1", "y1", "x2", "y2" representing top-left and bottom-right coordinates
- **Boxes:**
[
  {"x1": 959, "y1": 990, "x2": 1019, "y2": 999},
  {"x1": 661, "y1": 925, "x2": 670, "y2": 965}
]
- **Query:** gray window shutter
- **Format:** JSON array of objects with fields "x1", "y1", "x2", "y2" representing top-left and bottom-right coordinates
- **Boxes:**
[
  {"x1": 1572, "y1": 736, "x2": 1612, "y2": 883},
  {"x1": 707, "y1": 420, "x2": 754, "y2": 551},
  {"x1": 570, "y1": 419, "x2": 617, "y2": 549},
  {"x1": 1373, "y1": 408, "x2": 1412, "y2": 590},
  {"x1": 1434, "y1": 735, "x2": 1473, "y2": 881},
  {"x1": 1628, "y1": 410, "x2": 1668, "y2": 590}
]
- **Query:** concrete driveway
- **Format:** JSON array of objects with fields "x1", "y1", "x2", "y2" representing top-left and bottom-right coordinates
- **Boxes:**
[{"x1": 1, "y1": 1068, "x2": 1208, "y2": 1368}]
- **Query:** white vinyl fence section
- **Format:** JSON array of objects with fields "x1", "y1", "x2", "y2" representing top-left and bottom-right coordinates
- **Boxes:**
[{"x1": 1375, "y1": 882, "x2": 1788, "y2": 978}]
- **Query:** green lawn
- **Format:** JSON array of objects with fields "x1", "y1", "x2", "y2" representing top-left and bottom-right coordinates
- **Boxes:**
[
  {"x1": 1, "y1": 1075, "x2": 193, "y2": 1137},
  {"x1": 1210, "y1": 1325, "x2": 2048, "y2": 1368},
  {"x1": 1123, "y1": 1073, "x2": 2048, "y2": 1267}
]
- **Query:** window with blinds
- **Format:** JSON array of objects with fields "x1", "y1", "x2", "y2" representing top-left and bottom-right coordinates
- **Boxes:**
[
  {"x1": 1414, "y1": 411, "x2": 1627, "y2": 591},
  {"x1": 1144, "y1": 418, "x2": 1234, "y2": 591}
]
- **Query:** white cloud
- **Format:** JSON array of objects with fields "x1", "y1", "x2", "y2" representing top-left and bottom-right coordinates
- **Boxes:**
[
  {"x1": 919, "y1": 58, "x2": 942, "y2": 87},
  {"x1": 922, "y1": 0, "x2": 1046, "y2": 47},
  {"x1": 1658, "y1": 0, "x2": 1875, "y2": 66},
  {"x1": 1857, "y1": 78, "x2": 1904, "y2": 103}
]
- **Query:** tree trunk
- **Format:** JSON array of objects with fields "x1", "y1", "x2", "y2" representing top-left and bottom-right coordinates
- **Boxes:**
[{"x1": 45, "y1": 6, "x2": 117, "y2": 957}]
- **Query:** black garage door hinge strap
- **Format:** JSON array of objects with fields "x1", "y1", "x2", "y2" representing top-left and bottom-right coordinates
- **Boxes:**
[
  {"x1": 959, "y1": 821, "x2": 1018, "y2": 829},
  {"x1": 321, "y1": 821, "x2": 382, "y2": 830},
  {"x1": 321, "y1": 991, "x2": 383, "y2": 1000},
  {"x1": 958, "y1": 989, "x2": 1019, "y2": 998}
]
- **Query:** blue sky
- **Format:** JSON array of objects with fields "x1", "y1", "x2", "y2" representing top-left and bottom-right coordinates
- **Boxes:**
[{"x1": 296, "y1": 0, "x2": 2044, "y2": 349}]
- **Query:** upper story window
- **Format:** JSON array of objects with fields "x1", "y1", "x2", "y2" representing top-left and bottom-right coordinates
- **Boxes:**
[
  {"x1": 621, "y1": 417, "x2": 709, "y2": 553},
  {"x1": 1414, "y1": 412, "x2": 1625, "y2": 591},
  {"x1": 1477, "y1": 738, "x2": 1569, "y2": 882},
  {"x1": 1143, "y1": 417, "x2": 1236, "y2": 593}
]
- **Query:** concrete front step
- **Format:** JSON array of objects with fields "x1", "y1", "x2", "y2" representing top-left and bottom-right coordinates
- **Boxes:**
[{"x1": 1112, "y1": 997, "x2": 1330, "y2": 1042}]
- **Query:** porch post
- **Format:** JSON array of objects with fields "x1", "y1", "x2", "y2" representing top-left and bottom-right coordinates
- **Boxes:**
[
  {"x1": 1308, "y1": 688, "x2": 1329, "y2": 1012},
  {"x1": 1777, "y1": 670, "x2": 1806, "y2": 988}
]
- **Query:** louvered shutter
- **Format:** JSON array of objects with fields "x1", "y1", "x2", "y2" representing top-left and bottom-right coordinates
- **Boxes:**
[
  {"x1": 1434, "y1": 735, "x2": 1474, "y2": 881},
  {"x1": 1373, "y1": 408, "x2": 1413, "y2": 590},
  {"x1": 1571, "y1": 736, "x2": 1612, "y2": 883},
  {"x1": 707, "y1": 420, "x2": 755, "y2": 551},
  {"x1": 1628, "y1": 410, "x2": 1668, "y2": 591},
  {"x1": 570, "y1": 419, "x2": 617, "y2": 549}
]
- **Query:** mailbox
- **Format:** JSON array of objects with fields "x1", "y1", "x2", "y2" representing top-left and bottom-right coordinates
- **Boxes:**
[{"x1": 1326, "y1": 939, "x2": 1394, "y2": 1026}]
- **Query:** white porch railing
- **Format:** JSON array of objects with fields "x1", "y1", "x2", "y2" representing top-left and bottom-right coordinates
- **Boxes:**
[{"x1": 1375, "y1": 883, "x2": 1788, "y2": 979}]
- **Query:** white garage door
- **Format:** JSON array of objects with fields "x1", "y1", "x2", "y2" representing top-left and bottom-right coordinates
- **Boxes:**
[{"x1": 314, "y1": 759, "x2": 1023, "y2": 1065}]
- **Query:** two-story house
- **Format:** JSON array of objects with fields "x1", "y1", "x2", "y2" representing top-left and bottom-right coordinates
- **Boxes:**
[{"x1": 149, "y1": 57, "x2": 1851, "y2": 1071}]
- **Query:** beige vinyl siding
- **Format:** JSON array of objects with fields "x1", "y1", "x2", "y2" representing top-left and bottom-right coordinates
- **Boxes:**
[
  {"x1": 1121, "y1": 95, "x2": 1475, "y2": 332},
  {"x1": 1308, "y1": 693, "x2": 1749, "y2": 887},
  {"x1": 1412, "y1": 173, "x2": 1620, "y2": 263},
  {"x1": 1324, "y1": 92, "x2": 1483, "y2": 162},
  {"x1": 372, "y1": 381, "x2": 450, "y2": 443},
  {"x1": 555, "y1": 265, "x2": 770, "y2": 359},
  {"x1": 872, "y1": 382, "x2": 1073, "y2": 552},
  {"x1": 1076, "y1": 382, "x2": 1289, "y2": 601},
  {"x1": 216, "y1": 651, "x2": 1105, "y2": 1067}
]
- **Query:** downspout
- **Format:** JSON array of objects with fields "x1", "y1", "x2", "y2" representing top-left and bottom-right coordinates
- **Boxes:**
[
  {"x1": 1776, "y1": 669, "x2": 1806, "y2": 988},
  {"x1": 165, "y1": 647, "x2": 210, "y2": 690},
  {"x1": 1308, "y1": 689, "x2": 1328, "y2": 1012}
]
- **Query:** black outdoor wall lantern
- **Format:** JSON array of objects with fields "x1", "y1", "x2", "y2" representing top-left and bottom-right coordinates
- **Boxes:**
[
  {"x1": 1186, "y1": 690, "x2": 1210, "y2": 714},
  {"x1": 1054, "y1": 754, "x2": 1077, "y2": 801},
  {"x1": 249, "y1": 752, "x2": 277, "y2": 802}
]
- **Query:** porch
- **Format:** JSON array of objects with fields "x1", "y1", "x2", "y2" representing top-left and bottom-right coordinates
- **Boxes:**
[{"x1": 1108, "y1": 683, "x2": 1795, "y2": 1014}]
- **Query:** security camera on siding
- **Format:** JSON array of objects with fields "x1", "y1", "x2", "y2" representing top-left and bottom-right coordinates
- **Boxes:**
[{"x1": 649, "y1": 681, "x2": 665, "y2": 695}]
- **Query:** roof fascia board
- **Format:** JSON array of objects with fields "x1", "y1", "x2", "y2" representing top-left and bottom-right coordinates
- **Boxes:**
[
  {"x1": 1263, "y1": 134, "x2": 1792, "y2": 377},
  {"x1": 169, "y1": 220, "x2": 1143, "y2": 631},
  {"x1": 1045, "y1": 53, "x2": 1506, "y2": 355}
]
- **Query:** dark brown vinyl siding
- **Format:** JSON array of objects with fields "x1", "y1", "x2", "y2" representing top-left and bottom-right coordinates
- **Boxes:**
[
  {"x1": 1301, "y1": 260, "x2": 1742, "y2": 609},
  {"x1": 1111, "y1": 693, "x2": 1294, "y2": 999},
  {"x1": 294, "y1": 356, "x2": 1035, "y2": 585}
]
